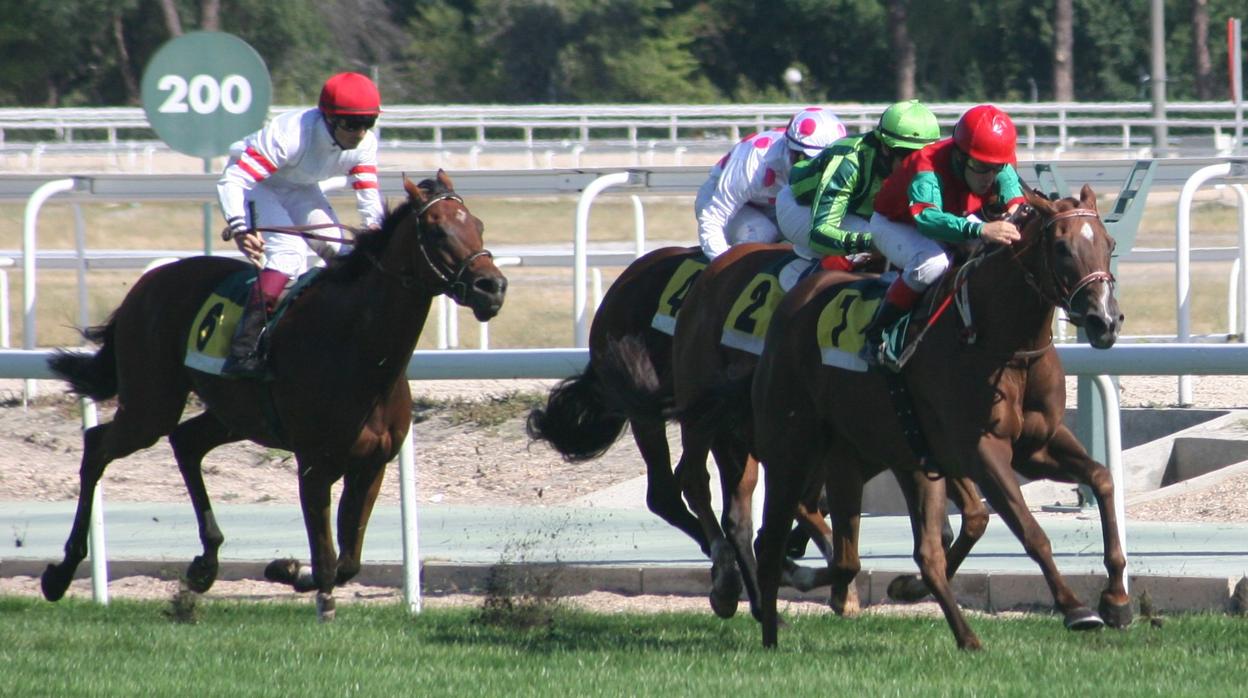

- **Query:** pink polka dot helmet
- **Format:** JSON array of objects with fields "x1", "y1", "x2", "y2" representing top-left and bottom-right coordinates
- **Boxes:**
[{"x1": 784, "y1": 107, "x2": 847, "y2": 157}]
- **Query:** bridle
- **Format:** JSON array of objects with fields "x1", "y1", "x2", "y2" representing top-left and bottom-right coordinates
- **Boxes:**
[
  {"x1": 1010, "y1": 205, "x2": 1115, "y2": 320},
  {"x1": 373, "y1": 191, "x2": 493, "y2": 303}
]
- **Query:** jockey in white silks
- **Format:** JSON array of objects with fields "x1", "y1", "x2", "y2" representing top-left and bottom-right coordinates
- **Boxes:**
[
  {"x1": 694, "y1": 107, "x2": 847, "y2": 259},
  {"x1": 215, "y1": 71, "x2": 384, "y2": 377}
]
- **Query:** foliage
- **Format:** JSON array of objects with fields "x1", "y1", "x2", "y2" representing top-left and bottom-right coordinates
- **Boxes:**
[{"x1": 0, "y1": 0, "x2": 1241, "y2": 105}]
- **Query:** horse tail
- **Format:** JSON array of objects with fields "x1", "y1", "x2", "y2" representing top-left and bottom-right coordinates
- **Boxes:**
[
  {"x1": 665, "y1": 365, "x2": 754, "y2": 435},
  {"x1": 594, "y1": 335, "x2": 670, "y2": 421},
  {"x1": 48, "y1": 318, "x2": 119, "y2": 401},
  {"x1": 526, "y1": 362, "x2": 629, "y2": 462}
]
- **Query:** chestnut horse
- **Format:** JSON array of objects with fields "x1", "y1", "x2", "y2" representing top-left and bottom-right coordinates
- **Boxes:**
[
  {"x1": 752, "y1": 185, "x2": 1129, "y2": 649},
  {"x1": 42, "y1": 172, "x2": 507, "y2": 620}
]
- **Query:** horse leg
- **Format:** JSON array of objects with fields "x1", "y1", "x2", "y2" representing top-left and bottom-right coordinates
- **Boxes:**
[
  {"x1": 334, "y1": 457, "x2": 388, "y2": 585},
  {"x1": 292, "y1": 458, "x2": 339, "y2": 621},
  {"x1": 168, "y1": 412, "x2": 239, "y2": 593},
  {"x1": 674, "y1": 421, "x2": 736, "y2": 618},
  {"x1": 711, "y1": 439, "x2": 756, "y2": 618},
  {"x1": 895, "y1": 468, "x2": 982, "y2": 650},
  {"x1": 887, "y1": 476, "x2": 989, "y2": 603},
  {"x1": 977, "y1": 439, "x2": 1104, "y2": 631},
  {"x1": 755, "y1": 453, "x2": 808, "y2": 646},
  {"x1": 632, "y1": 417, "x2": 709, "y2": 555},
  {"x1": 1019, "y1": 425, "x2": 1131, "y2": 628},
  {"x1": 42, "y1": 395, "x2": 186, "y2": 601}
]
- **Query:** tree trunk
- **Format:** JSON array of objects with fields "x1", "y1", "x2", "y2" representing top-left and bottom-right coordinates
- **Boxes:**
[
  {"x1": 1191, "y1": 0, "x2": 1213, "y2": 99},
  {"x1": 112, "y1": 12, "x2": 139, "y2": 104},
  {"x1": 159, "y1": 0, "x2": 183, "y2": 37},
  {"x1": 201, "y1": 0, "x2": 221, "y2": 32},
  {"x1": 1053, "y1": 0, "x2": 1074, "y2": 101},
  {"x1": 887, "y1": 0, "x2": 915, "y2": 100}
]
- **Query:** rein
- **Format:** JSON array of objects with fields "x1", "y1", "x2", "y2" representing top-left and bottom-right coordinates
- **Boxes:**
[{"x1": 1012, "y1": 207, "x2": 1115, "y2": 319}]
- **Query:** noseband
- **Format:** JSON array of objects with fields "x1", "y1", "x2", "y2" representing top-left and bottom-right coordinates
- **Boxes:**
[
  {"x1": 1017, "y1": 207, "x2": 1114, "y2": 318},
  {"x1": 394, "y1": 192, "x2": 493, "y2": 302}
]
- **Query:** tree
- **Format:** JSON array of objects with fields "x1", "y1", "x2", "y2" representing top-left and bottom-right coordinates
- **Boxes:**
[
  {"x1": 1191, "y1": 0, "x2": 1213, "y2": 99},
  {"x1": 887, "y1": 0, "x2": 916, "y2": 100},
  {"x1": 1054, "y1": 0, "x2": 1074, "y2": 101}
]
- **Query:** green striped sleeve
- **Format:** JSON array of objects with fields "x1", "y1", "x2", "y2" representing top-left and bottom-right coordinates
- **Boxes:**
[{"x1": 910, "y1": 171, "x2": 981, "y2": 242}]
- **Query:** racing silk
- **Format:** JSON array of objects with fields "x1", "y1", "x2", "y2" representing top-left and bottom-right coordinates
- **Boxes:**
[
  {"x1": 217, "y1": 107, "x2": 383, "y2": 230},
  {"x1": 874, "y1": 138, "x2": 1024, "y2": 242},
  {"x1": 788, "y1": 132, "x2": 887, "y2": 256},
  {"x1": 695, "y1": 128, "x2": 795, "y2": 258}
]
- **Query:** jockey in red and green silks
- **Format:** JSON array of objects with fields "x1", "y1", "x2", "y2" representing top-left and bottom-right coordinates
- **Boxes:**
[
  {"x1": 776, "y1": 100, "x2": 940, "y2": 271},
  {"x1": 860, "y1": 104, "x2": 1027, "y2": 367}
]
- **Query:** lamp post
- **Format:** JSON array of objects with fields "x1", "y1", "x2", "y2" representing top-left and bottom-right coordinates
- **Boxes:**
[{"x1": 783, "y1": 67, "x2": 803, "y2": 102}]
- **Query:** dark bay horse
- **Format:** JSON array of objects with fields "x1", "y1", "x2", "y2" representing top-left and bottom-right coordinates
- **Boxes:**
[
  {"x1": 526, "y1": 246, "x2": 709, "y2": 551},
  {"x1": 669, "y1": 243, "x2": 868, "y2": 618},
  {"x1": 752, "y1": 185, "x2": 1128, "y2": 649},
  {"x1": 42, "y1": 172, "x2": 507, "y2": 620}
]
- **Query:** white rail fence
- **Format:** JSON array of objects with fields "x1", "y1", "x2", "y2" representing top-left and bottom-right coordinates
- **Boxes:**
[
  {"x1": 0, "y1": 102, "x2": 1244, "y2": 170},
  {"x1": 4, "y1": 343, "x2": 1247, "y2": 610}
]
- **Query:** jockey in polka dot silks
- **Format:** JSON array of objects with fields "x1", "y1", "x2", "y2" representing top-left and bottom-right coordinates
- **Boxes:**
[
  {"x1": 216, "y1": 71, "x2": 384, "y2": 377},
  {"x1": 694, "y1": 107, "x2": 846, "y2": 259}
]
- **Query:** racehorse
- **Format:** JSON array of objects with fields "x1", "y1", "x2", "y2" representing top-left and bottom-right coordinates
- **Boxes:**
[
  {"x1": 526, "y1": 246, "x2": 710, "y2": 551},
  {"x1": 751, "y1": 185, "x2": 1128, "y2": 649},
  {"x1": 669, "y1": 243, "x2": 987, "y2": 620},
  {"x1": 41, "y1": 172, "x2": 507, "y2": 620},
  {"x1": 528, "y1": 244, "x2": 844, "y2": 618}
]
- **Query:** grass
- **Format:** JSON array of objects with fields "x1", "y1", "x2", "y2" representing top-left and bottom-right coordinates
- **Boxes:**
[
  {"x1": 0, "y1": 189, "x2": 1242, "y2": 347},
  {"x1": 413, "y1": 391, "x2": 548, "y2": 427},
  {"x1": 1, "y1": 596, "x2": 1246, "y2": 696}
]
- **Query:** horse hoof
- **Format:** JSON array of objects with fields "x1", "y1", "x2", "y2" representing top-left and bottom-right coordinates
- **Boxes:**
[
  {"x1": 709, "y1": 589, "x2": 740, "y2": 619},
  {"x1": 265, "y1": 558, "x2": 300, "y2": 586},
  {"x1": 830, "y1": 584, "x2": 861, "y2": 617},
  {"x1": 886, "y1": 574, "x2": 931, "y2": 603},
  {"x1": 185, "y1": 556, "x2": 218, "y2": 594},
  {"x1": 1063, "y1": 607, "x2": 1105, "y2": 631},
  {"x1": 781, "y1": 562, "x2": 819, "y2": 592},
  {"x1": 1098, "y1": 599, "x2": 1134, "y2": 629},
  {"x1": 316, "y1": 592, "x2": 336, "y2": 622},
  {"x1": 40, "y1": 564, "x2": 69, "y2": 602}
]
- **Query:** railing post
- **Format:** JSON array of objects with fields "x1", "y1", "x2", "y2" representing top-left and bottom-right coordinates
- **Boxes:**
[
  {"x1": 573, "y1": 171, "x2": 641, "y2": 346},
  {"x1": 22, "y1": 177, "x2": 86, "y2": 400}
]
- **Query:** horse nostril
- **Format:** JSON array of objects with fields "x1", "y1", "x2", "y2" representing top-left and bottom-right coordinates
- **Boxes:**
[{"x1": 475, "y1": 275, "x2": 506, "y2": 297}]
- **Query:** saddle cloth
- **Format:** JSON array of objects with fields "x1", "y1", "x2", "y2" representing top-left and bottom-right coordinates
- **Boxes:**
[
  {"x1": 650, "y1": 255, "x2": 709, "y2": 335},
  {"x1": 719, "y1": 254, "x2": 818, "y2": 355},
  {"x1": 184, "y1": 268, "x2": 320, "y2": 376},
  {"x1": 815, "y1": 273, "x2": 908, "y2": 372}
]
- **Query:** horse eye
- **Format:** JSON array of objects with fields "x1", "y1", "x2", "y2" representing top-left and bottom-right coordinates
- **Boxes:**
[{"x1": 1054, "y1": 239, "x2": 1073, "y2": 258}]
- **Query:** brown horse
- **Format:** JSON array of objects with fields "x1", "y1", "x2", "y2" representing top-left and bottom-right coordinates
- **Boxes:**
[
  {"x1": 526, "y1": 246, "x2": 709, "y2": 552},
  {"x1": 670, "y1": 244, "x2": 987, "y2": 619},
  {"x1": 752, "y1": 185, "x2": 1129, "y2": 649},
  {"x1": 41, "y1": 172, "x2": 507, "y2": 620}
]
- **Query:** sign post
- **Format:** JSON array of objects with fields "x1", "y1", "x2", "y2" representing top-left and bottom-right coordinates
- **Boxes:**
[{"x1": 141, "y1": 31, "x2": 271, "y2": 253}]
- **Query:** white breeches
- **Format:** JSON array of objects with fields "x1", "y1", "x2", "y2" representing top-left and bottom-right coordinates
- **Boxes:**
[
  {"x1": 775, "y1": 186, "x2": 869, "y2": 259},
  {"x1": 868, "y1": 213, "x2": 950, "y2": 291},
  {"x1": 247, "y1": 183, "x2": 348, "y2": 277}
]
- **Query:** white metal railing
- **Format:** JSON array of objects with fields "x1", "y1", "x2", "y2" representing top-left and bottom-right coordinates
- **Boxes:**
[{"x1": 0, "y1": 102, "x2": 1244, "y2": 164}]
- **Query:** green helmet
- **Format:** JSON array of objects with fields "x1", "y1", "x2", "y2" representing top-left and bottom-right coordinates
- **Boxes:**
[{"x1": 875, "y1": 100, "x2": 940, "y2": 150}]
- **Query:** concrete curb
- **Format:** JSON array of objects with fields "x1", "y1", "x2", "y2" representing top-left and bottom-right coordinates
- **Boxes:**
[{"x1": 2, "y1": 559, "x2": 1240, "y2": 615}]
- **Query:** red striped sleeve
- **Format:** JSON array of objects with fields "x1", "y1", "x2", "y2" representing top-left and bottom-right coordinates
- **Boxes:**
[
  {"x1": 237, "y1": 160, "x2": 267, "y2": 182},
  {"x1": 244, "y1": 146, "x2": 278, "y2": 174}
]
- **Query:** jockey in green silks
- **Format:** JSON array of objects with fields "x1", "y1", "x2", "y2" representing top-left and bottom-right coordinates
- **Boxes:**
[{"x1": 776, "y1": 100, "x2": 941, "y2": 272}]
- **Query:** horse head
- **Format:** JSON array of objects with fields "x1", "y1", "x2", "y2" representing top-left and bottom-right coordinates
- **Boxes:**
[
  {"x1": 1020, "y1": 185, "x2": 1123, "y2": 348},
  {"x1": 401, "y1": 171, "x2": 507, "y2": 321}
]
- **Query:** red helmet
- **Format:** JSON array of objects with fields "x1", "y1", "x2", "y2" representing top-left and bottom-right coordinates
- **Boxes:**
[
  {"x1": 953, "y1": 104, "x2": 1016, "y2": 165},
  {"x1": 318, "y1": 72, "x2": 381, "y2": 117}
]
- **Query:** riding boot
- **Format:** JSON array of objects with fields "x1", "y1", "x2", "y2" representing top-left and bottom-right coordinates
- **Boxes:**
[
  {"x1": 860, "y1": 279, "x2": 923, "y2": 369},
  {"x1": 221, "y1": 270, "x2": 287, "y2": 378}
]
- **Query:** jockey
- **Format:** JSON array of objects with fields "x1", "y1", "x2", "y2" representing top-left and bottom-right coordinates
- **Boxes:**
[
  {"x1": 861, "y1": 103, "x2": 1026, "y2": 368},
  {"x1": 777, "y1": 100, "x2": 941, "y2": 270},
  {"x1": 216, "y1": 71, "x2": 384, "y2": 377},
  {"x1": 694, "y1": 107, "x2": 847, "y2": 259}
]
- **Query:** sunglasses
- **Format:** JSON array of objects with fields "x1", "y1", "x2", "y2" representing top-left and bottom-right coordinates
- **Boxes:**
[
  {"x1": 965, "y1": 158, "x2": 1004, "y2": 175},
  {"x1": 335, "y1": 116, "x2": 376, "y2": 133}
]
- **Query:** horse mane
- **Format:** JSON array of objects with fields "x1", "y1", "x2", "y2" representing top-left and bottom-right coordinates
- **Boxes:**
[{"x1": 317, "y1": 177, "x2": 448, "y2": 283}]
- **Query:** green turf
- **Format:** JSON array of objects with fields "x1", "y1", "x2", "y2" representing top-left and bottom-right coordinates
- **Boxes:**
[{"x1": 1, "y1": 596, "x2": 1245, "y2": 697}]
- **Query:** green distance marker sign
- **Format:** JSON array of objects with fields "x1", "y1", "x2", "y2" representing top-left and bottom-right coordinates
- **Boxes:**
[{"x1": 141, "y1": 31, "x2": 272, "y2": 159}]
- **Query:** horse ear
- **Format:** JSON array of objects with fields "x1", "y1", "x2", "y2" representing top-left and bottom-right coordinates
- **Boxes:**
[
  {"x1": 1025, "y1": 187, "x2": 1055, "y2": 216},
  {"x1": 1079, "y1": 184, "x2": 1098, "y2": 212},
  {"x1": 436, "y1": 168, "x2": 455, "y2": 191},
  {"x1": 404, "y1": 176, "x2": 426, "y2": 202}
]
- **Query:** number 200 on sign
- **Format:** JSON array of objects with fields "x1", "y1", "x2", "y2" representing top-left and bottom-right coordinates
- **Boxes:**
[{"x1": 157, "y1": 74, "x2": 252, "y2": 115}]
